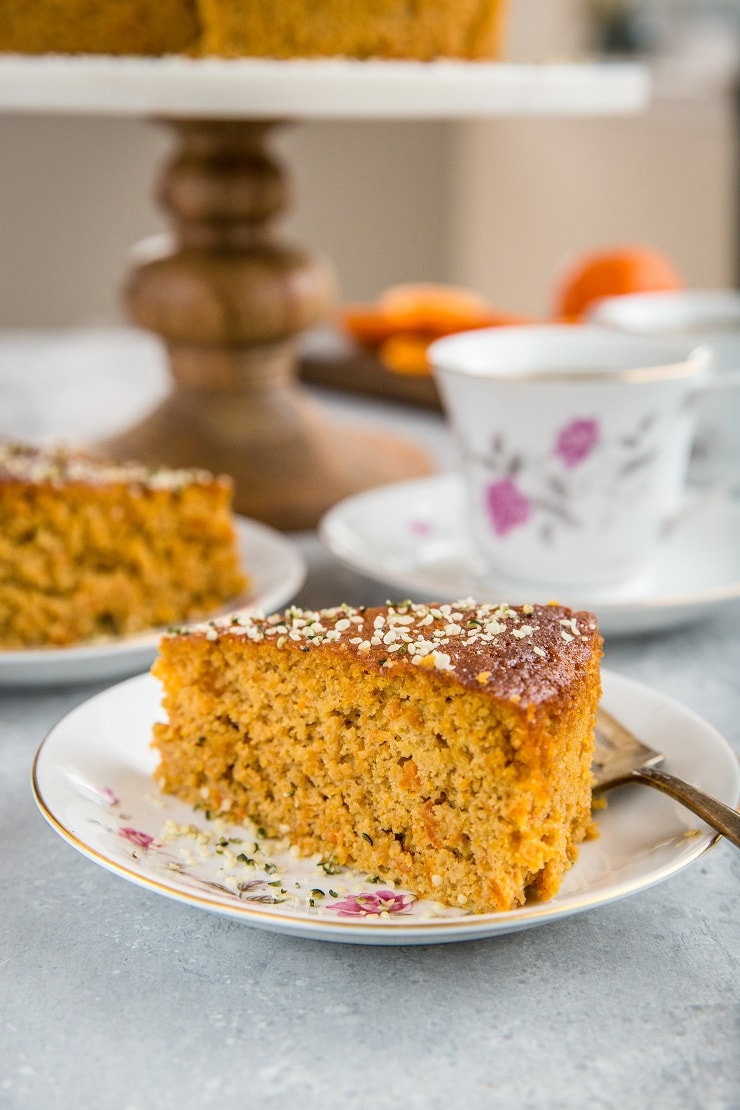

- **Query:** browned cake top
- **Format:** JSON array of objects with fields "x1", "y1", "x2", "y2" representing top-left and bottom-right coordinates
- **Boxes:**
[
  {"x1": 0, "y1": 440, "x2": 227, "y2": 492},
  {"x1": 169, "y1": 599, "x2": 601, "y2": 705}
]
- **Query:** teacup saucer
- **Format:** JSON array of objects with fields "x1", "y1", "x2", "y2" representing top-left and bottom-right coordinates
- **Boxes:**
[{"x1": 319, "y1": 474, "x2": 740, "y2": 637}]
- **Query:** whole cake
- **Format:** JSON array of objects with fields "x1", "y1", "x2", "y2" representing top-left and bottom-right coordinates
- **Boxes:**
[
  {"x1": 0, "y1": 1, "x2": 505, "y2": 60},
  {"x1": 152, "y1": 599, "x2": 602, "y2": 914},
  {"x1": 0, "y1": 441, "x2": 247, "y2": 648}
]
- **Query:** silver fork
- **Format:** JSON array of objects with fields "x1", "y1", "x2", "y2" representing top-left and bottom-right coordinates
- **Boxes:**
[{"x1": 593, "y1": 706, "x2": 740, "y2": 848}]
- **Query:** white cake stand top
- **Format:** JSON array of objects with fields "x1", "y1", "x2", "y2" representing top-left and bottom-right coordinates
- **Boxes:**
[{"x1": 0, "y1": 55, "x2": 649, "y2": 119}]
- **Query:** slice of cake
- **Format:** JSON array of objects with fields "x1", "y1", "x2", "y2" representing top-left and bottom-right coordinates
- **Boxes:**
[
  {"x1": 0, "y1": 441, "x2": 247, "y2": 648},
  {"x1": 152, "y1": 599, "x2": 602, "y2": 913}
]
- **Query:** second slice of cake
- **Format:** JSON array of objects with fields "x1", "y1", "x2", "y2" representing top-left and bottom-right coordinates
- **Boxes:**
[
  {"x1": 152, "y1": 599, "x2": 602, "y2": 914},
  {"x1": 0, "y1": 441, "x2": 247, "y2": 648}
]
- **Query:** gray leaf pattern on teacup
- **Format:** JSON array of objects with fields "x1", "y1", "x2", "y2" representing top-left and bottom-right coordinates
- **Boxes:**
[{"x1": 476, "y1": 414, "x2": 658, "y2": 543}]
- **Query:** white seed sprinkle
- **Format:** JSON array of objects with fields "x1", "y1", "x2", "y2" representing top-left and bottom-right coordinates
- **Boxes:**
[
  {"x1": 433, "y1": 651, "x2": 454, "y2": 671},
  {"x1": 166, "y1": 600, "x2": 591, "y2": 690}
]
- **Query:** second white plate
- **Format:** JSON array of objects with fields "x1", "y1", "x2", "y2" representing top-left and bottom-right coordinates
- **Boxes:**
[
  {"x1": 319, "y1": 475, "x2": 740, "y2": 637},
  {"x1": 0, "y1": 516, "x2": 306, "y2": 686}
]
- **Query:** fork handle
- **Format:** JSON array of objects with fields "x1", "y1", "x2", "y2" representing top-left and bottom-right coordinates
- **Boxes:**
[{"x1": 625, "y1": 767, "x2": 740, "y2": 848}]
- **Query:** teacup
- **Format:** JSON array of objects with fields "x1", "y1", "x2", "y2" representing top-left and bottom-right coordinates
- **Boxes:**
[
  {"x1": 589, "y1": 290, "x2": 740, "y2": 483},
  {"x1": 429, "y1": 324, "x2": 734, "y2": 589}
]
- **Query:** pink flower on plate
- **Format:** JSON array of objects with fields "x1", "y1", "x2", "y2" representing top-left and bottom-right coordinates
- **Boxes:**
[
  {"x1": 408, "y1": 519, "x2": 432, "y2": 537},
  {"x1": 485, "y1": 478, "x2": 531, "y2": 536},
  {"x1": 553, "y1": 418, "x2": 600, "y2": 468},
  {"x1": 328, "y1": 891, "x2": 414, "y2": 917},
  {"x1": 98, "y1": 786, "x2": 118, "y2": 806},
  {"x1": 119, "y1": 826, "x2": 155, "y2": 849}
]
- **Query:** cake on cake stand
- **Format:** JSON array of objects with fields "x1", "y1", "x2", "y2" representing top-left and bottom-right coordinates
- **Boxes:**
[{"x1": 0, "y1": 56, "x2": 649, "y2": 528}]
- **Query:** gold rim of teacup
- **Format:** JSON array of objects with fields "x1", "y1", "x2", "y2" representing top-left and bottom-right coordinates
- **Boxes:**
[
  {"x1": 430, "y1": 344, "x2": 714, "y2": 384},
  {"x1": 429, "y1": 336, "x2": 714, "y2": 385}
]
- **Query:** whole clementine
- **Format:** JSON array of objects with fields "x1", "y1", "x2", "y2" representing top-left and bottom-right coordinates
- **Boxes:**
[{"x1": 553, "y1": 245, "x2": 683, "y2": 321}]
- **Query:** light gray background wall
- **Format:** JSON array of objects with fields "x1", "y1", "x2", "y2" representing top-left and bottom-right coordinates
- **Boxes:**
[{"x1": 0, "y1": 116, "x2": 454, "y2": 326}]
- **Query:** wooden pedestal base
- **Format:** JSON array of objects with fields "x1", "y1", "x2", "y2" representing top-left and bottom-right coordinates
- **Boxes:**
[
  {"x1": 96, "y1": 118, "x2": 431, "y2": 529},
  {"x1": 96, "y1": 342, "x2": 430, "y2": 530}
]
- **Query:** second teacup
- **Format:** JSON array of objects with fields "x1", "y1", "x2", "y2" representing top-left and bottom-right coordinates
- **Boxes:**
[
  {"x1": 590, "y1": 289, "x2": 740, "y2": 484},
  {"x1": 429, "y1": 324, "x2": 717, "y2": 589}
]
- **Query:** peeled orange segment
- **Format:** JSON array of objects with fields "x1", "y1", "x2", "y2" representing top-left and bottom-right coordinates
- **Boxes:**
[
  {"x1": 339, "y1": 305, "x2": 401, "y2": 346},
  {"x1": 378, "y1": 334, "x2": 433, "y2": 375},
  {"x1": 341, "y1": 282, "x2": 536, "y2": 353}
]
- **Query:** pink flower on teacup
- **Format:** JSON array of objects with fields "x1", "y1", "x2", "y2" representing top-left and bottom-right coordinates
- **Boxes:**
[
  {"x1": 553, "y1": 418, "x2": 600, "y2": 469},
  {"x1": 485, "y1": 478, "x2": 531, "y2": 536}
]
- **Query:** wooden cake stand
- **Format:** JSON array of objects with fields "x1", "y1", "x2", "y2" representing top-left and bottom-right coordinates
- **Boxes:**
[{"x1": 0, "y1": 57, "x2": 649, "y2": 528}]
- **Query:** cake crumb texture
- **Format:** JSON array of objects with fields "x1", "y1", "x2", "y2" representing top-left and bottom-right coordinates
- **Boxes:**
[
  {"x1": 0, "y1": 441, "x2": 247, "y2": 648},
  {"x1": 198, "y1": 0, "x2": 505, "y2": 61},
  {"x1": 152, "y1": 599, "x2": 602, "y2": 914}
]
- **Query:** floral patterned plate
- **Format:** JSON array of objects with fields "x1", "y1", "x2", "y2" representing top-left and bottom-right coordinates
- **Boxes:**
[
  {"x1": 319, "y1": 475, "x2": 740, "y2": 637},
  {"x1": 0, "y1": 517, "x2": 305, "y2": 686},
  {"x1": 32, "y1": 670, "x2": 737, "y2": 945}
]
